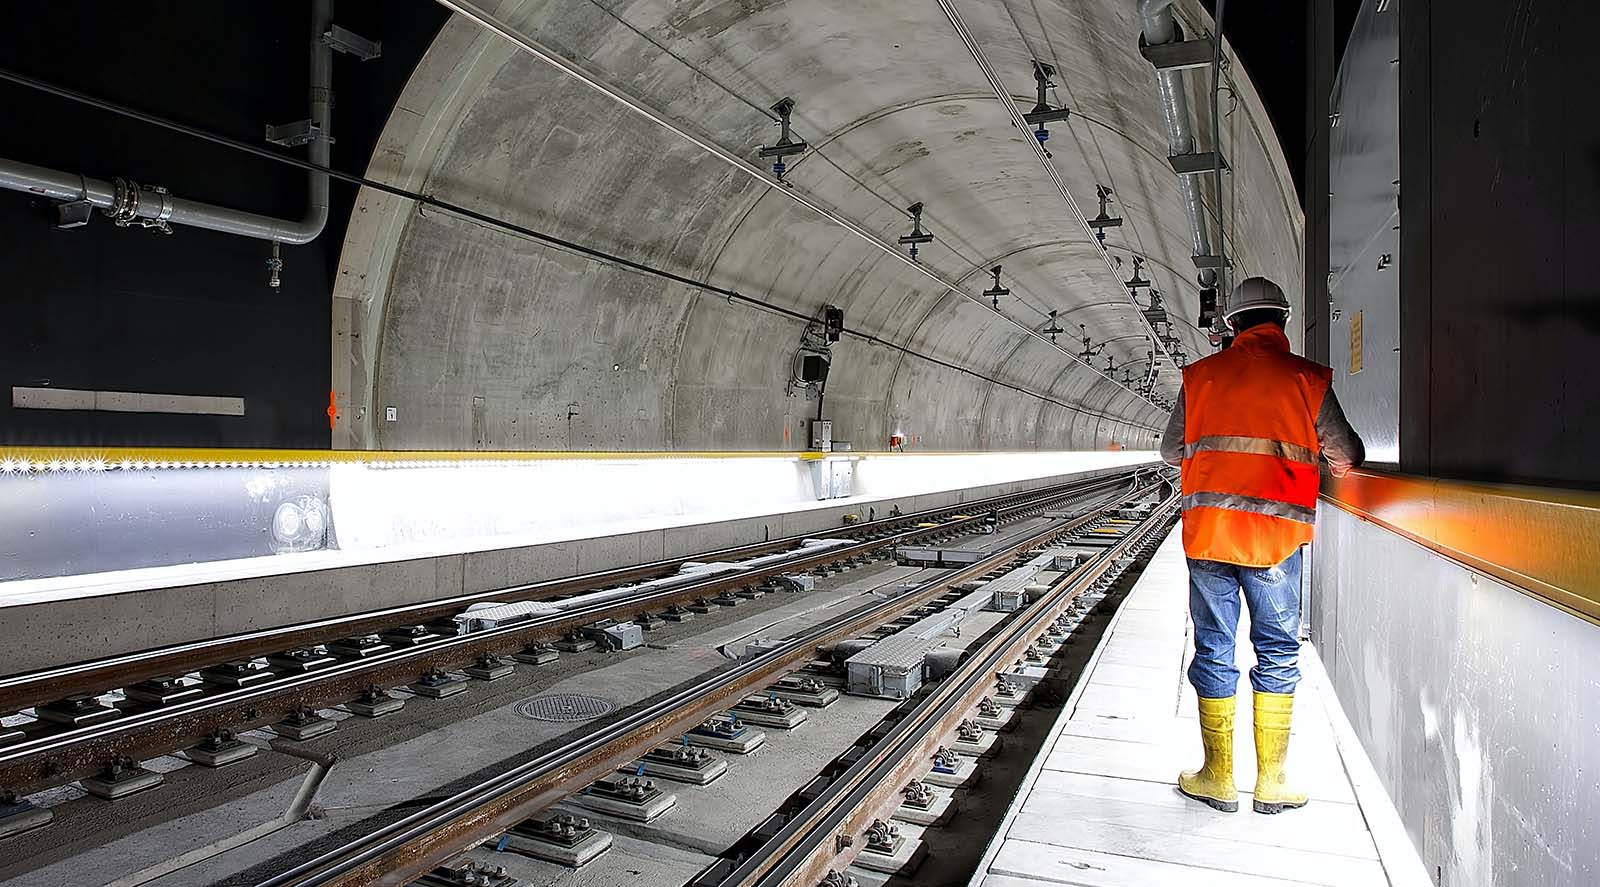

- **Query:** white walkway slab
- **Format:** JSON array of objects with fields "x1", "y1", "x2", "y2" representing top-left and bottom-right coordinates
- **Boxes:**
[{"x1": 972, "y1": 526, "x2": 1399, "y2": 887}]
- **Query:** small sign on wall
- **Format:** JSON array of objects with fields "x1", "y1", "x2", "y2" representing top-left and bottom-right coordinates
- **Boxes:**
[
  {"x1": 1349, "y1": 310, "x2": 1364, "y2": 374},
  {"x1": 385, "y1": 406, "x2": 398, "y2": 422}
]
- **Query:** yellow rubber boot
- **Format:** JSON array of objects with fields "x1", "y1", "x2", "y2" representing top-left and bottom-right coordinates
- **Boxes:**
[
  {"x1": 1177, "y1": 695, "x2": 1238, "y2": 812},
  {"x1": 1252, "y1": 691, "x2": 1309, "y2": 814}
]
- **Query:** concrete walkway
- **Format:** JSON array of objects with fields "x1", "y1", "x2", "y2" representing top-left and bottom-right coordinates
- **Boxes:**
[{"x1": 971, "y1": 528, "x2": 1397, "y2": 887}]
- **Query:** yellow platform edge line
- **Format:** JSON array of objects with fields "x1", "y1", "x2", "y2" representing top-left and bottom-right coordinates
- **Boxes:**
[
  {"x1": 0, "y1": 446, "x2": 1143, "y2": 467},
  {"x1": 0, "y1": 446, "x2": 826, "y2": 465}
]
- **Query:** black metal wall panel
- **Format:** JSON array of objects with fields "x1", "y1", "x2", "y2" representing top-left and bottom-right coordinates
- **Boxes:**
[{"x1": 1404, "y1": 0, "x2": 1600, "y2": 486}]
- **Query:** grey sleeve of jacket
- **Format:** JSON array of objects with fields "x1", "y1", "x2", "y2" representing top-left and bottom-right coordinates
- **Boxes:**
[
  {"x1": 1159, "y1": 387, "x2": 1185, "y2": 466},
  {"x1": 1316, "y1": 388, "x2": 1366, "y2": 477}
]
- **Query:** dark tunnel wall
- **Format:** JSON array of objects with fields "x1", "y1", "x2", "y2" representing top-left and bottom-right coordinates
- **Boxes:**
[
  {"x1": 1400, "y1": 0, "x2": 1600, "y2": 489},
  {"x1": 0, "y1": 1, "x2": 445, "y2": 449}
]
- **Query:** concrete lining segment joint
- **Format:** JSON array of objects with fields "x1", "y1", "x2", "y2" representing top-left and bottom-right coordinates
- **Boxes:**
[
  {"x1": 748, "y1": 84, "x2": 1212, "y2": 368},
  {"x1": 935, "y1": 0, "x2": 1181, "y2": 373},
  {"x1": 429, "y1": 0, "x2": 1165, "y2": 412},
  {"x1": 722, "y1": 90, "x2": 1198, "y2": 362}
]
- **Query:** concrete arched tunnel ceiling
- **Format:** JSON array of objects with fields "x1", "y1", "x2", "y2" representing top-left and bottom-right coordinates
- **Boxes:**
[{"x1": 331, "y1": 0, "x2": 1301, "y2": 453}]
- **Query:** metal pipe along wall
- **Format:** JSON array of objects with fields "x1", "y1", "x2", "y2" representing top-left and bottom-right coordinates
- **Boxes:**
[
  {"x1": 1135, "y1": 0, "x2": 1217, "y2": 290},
  {"x1": 0, "y1": 0, "x2": 331, "y2": 245}
]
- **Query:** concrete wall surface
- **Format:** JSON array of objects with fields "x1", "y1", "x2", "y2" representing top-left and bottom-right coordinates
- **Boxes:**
[
  {"x1": 1311, "y1": 504, "x2": 1600, "y2": 887},
  {"x1": 2, "y1": 463, "x2": 1144, "y2": 675},
  {"x1": 332, "y1": 0, "x2": 1303, "y2": 453}
]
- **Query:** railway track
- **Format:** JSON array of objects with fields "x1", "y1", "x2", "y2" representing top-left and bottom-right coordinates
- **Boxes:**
[
  {"x1": 726, "y1": 492, "x2": 1179, "y2": 887},
  {"x1": 248, "y1": 474, "x2": 1178, "y2": 887},
  {"x1": 0, "y1": 468, "x2": 1159, "y2": 798}
]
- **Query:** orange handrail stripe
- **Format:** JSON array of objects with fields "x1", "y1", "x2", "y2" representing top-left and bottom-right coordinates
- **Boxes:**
[{"x1": 1321, "y1": 469, "x2": 1600, "y2": 625}]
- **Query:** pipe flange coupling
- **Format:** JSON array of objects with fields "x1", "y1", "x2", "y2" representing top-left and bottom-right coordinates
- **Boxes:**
[{"x1": 104, "y1": 177, "x2": 141, "y2": 226}]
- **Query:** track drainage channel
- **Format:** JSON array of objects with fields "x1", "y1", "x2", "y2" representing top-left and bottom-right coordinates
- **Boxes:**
[{"x1": 513, "y1": 693, "x2": 618, "y2": 723}]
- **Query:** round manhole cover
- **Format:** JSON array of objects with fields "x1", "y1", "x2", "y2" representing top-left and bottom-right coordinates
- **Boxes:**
[{"x1": 514, "y1": 693, "x2": 617, "y2": 723}]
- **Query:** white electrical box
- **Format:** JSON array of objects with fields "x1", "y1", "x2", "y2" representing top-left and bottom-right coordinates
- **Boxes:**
[{"x1": 810, "y1": 419, "x2": 833, "y2": 452}]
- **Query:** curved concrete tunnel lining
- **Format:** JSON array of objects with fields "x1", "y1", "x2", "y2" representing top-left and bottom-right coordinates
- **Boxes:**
[
  {"x1": 705, "y1": 108, "x2": 1186, "y2": 395},
  {"x1": 340, "y1": 0, "x2": 1299, "y2": 451}
]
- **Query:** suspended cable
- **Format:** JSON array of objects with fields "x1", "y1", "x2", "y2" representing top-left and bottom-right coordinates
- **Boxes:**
[
  {"x1": 0, "y1": 65, "x2": 1158, "y2": 431},
  {"x1": 578, "y1": 0, "x2": 1059, "y2": 322}
]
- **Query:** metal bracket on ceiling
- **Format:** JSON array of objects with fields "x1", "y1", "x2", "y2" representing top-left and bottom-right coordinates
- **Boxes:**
[
  {"x1": 1123, "y1": 256, "x2": 1150, "y2": 292},
  {"x1": 1141, "y1": 290, "x2": 1169, "y2": 328},
  {"x1": 982, "y1": 265, "x2": 1010, "y2": 310},
  {"x1": 1042, "y1": 310, "x2": 1064, "y2": 343},
  {"x1": 1077, "y1": 324, "x2": 1104, "y2": 361},
  {"x1": 897, "y1": 202, "x2": 934, "y2": 262},
  {"x1": 55, "y1": 199, "x2": 93, "y2": 229},
  {"x1": 758, "y1": 97, "x2": 808, "y2": 183},
  {"x1": 265, "y1": 119, "x2": 330, "y2": 148},
  {"x1": 1085, "y1": 185, "x2": 1122, "y2": 244},
  {"x1": 1169, "y1": 151, "x2": 1230, "y2": 177},
  {"x1": 1190, "y1": 253, "x2": 1233, "y2": 270},
  {"x1": 1137, "y1": 34, "x2": 1216, "y2": 72},
  {"x1": 1021, "y1": 60, "x2": 1072, "y2": 148},
  {"x1": 322, "y1": 24, "x2": 382, "y2": 61}
]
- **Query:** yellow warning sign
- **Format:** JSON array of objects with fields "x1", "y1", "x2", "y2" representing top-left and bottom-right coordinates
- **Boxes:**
[{"x1": 1350, "y1": 310, "x2": 1364, "y2": 375}]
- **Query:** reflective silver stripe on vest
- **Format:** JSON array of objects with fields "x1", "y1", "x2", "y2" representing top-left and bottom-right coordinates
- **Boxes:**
[
  {"x1": 1184, "y1": 435, "x2": 1317, "y2": 465},
  {"x1": 1181, "y1": 492, "x2": 1318, "y2": 525}
]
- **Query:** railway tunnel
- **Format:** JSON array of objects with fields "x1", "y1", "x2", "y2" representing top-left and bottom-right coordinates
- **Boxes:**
[{"x1": 0, "y1": 1, "x2": 1593, "y2": 886}]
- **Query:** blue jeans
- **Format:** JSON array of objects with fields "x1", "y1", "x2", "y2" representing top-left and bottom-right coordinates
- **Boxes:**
[{"x1": 1186, "y1": 549, "x2": 1303, "y2": 698}]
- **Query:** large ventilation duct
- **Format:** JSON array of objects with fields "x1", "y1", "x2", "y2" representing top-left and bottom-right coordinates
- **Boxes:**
[
  {"x1": 1135, "y1": 0, "x2": 1217, "y2": 292},
  {"x1": 0, "y1": 0, "x2": 332, "y2": 245}
]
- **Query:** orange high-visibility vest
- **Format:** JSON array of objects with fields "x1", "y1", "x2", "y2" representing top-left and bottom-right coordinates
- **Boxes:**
[{"x1": 1180, "y1": 324, "x2": 1332, "y2": 567}]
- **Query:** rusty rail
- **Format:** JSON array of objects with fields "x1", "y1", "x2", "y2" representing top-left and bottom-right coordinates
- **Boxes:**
[{"x1": 255, "y1": 478, "x2": 1171, "y2": 887}]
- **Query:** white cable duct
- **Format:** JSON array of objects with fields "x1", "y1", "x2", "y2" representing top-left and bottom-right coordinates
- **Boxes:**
[
  {"x1": 935, "y1": 0, "x2": 1181, "y2": 376},
  {"x1": 0, "y1": 0, "x2": 332, "y2": 245},
  {"x1": 432, "y1": 0, "x2": 1166, "y2": 413},
  {"x1": 455, "y1": 537, "x2": 852, "y2": 630}
]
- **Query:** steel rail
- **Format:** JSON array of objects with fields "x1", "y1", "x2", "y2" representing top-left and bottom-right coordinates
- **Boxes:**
[
  {"x1": 0, "y1": 470, "x2": 1129, "y2": 715},
  {"x1": 0, "y1": 473, "x2": 1140, "y2": 795},
  {"x1": 735, "y1": 493, "x2": 1180, "y2": 887},
  {"x1": 254, "y1": 480, "x2": 1168, "y2": 887}
]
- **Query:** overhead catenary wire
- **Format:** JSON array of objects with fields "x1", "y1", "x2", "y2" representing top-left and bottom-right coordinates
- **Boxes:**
[
  {"x1": 934, "y1": 0, "x2": 1181, "y2": 378},
  {"x1": 578, "y1": 0, "x2": 1059, "y2": 322},
  {"x1": 0, "y1": 65, "x2": 1159, "y2": 432},
  {"x1": 998, "y1": 0, "x2": 1210, "y2": 365},
  {"x1": 431, "y1": 0, "x2": 1165, "y2": 413}
]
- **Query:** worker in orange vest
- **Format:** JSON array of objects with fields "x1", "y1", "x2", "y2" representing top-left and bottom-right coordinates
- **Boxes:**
[{"x1": 1160, "y1": 277, "x2": 1364, "y2": 814}]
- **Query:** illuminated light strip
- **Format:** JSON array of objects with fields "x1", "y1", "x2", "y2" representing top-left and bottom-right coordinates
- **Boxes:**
[
  {"x1": 0, "y1": 447, "x2": 1151, "y2": 473},
  {"x1": 0, "y1": 447, "x2": 823, "y2": 473}
]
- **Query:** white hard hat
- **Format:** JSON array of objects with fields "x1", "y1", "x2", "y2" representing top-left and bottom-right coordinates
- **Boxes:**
[{"x1": 1223, "y1": 277, "x2": 1291, "y2": 328}]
